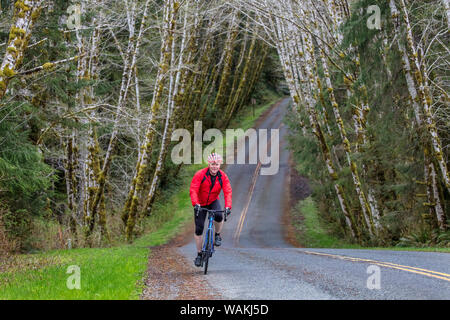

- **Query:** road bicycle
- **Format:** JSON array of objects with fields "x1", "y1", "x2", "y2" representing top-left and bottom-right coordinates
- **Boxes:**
[{"x1": 198, "y1": 208, "x2": 228, "y2": 275}]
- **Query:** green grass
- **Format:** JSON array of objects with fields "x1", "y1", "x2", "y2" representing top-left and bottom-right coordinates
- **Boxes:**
[
  {"x1": 0, "y1": 175, "x2": 195, "y2": 299},
  {"x1": 0, "y1": 246, "x2": 148, "y2": 299},
  {"x1": 292, "y1": 197, "x2": 357, "y2": 249},
  {"x1": 292, "y1": 197, "x2": 450, "y2": 253},
  {"x1": 0, "y1": 91, "x2": 285, "y2": 300},
  {"x1": 0, "y1": 161, "x2": 205, "y2": 299}
]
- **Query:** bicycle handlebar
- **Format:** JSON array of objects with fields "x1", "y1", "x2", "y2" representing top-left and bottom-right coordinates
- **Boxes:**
[
  {"x1": 197, "y1": 208, "x2": 230, "y2": 221},
  {"x1": 198, "y1": 208, "x2": 225, "y2": 213}
]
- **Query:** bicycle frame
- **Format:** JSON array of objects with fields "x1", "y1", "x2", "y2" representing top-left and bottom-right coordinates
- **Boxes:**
[
  {"x1": 202, "y1": 211, "x2": 215, "y2": 254},
  {"x1": 198, "y1": 208, "x2": 226, "y2": 274}
]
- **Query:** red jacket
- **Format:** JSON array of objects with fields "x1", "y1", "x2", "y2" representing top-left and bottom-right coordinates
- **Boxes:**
[{"x1": 190, "y1": 168, "x2": 232, "y2": 208}]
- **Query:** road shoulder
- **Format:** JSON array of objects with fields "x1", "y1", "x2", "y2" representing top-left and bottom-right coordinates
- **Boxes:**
[{"x1": 140, "y1": 222, "x2": 222, "y2": 300}]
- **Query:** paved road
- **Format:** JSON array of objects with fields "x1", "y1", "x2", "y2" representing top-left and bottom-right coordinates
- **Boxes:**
[{"x1": 178, "y1": 97, "x2": 450, "y2": 300}]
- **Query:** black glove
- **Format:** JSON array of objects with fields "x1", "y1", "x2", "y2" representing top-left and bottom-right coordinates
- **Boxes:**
[
  {"x1": 225, "y1": 207, "x2": 231, "y2": 217},
  {"x1": 194, "y1": 204, "x2": 201, "y2": 216}
]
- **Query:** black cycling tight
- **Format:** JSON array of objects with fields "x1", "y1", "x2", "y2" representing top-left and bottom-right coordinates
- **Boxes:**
[{"x1": 194, "y1": 199, "x2": 223, "y2": 236}]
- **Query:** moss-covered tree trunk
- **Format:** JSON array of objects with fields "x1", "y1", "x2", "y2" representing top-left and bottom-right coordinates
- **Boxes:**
[
  {"x1": 75, "y1": 7, "x2": 105, "y2": 241},
  {"x1": 221, "y1": 24, "x2": 249, "y2": 127},
  {"x1": 318, "y1": 47, "x2": 375, "y2": 237},
  {"x1": 188, "y1": 19, "x2": 215, "y2": 123},
  {"x1": 64, "y1": 133, "x2": 79, "y2": 241},
  {"x1": 390, "y1": 0, "x2": 447, "y2": 230},
  {"x1": 211, "y1": 10, "x2": 238, "y2": 125},
  {"x1": 271, "y1": 7, "x2": 359, "y2": 240},
  {"x1": 143, "y1": 1, "x2": 192, "y2": 216},
  {"x1": 441, "y1": 0, "x2": 450, "y2": 29},
  {"x1": 397, "y1": 0, "x2": 450, "y2": 195},
  {"x1": 88, "y1": 0, "x2": 151, "y2": 237},
  {"x1": 123, "y1": 0, "x2": 179, "y2": 241},
  {"x1": 301, "y1": 21, "x2": 362, "y2": 240},
  {"x1": 222, "y1": 32, "x2": 257, "y2": 128},
  {"x1": 0, "y1": 0, "x2": 43, "y2": 100}
]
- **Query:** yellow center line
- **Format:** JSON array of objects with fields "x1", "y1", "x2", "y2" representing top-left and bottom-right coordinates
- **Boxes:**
[
  {"x1": 342, "y1": 256, "x2": 450, "y2": 278},
  {"x1": 370, "y1": 262, "x2": 450, "y2": 282},
  {"x1": 303, "y1": 250, "x2": 450, "y2": 282},
  {"x1": 233, "y1": 161, "x2": 261, "y2": 246}
]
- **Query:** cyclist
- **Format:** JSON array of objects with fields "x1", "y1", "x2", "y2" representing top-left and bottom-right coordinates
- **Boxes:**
[{"x1": 190, "y1": 153, "x2": 232, "y2": 267}]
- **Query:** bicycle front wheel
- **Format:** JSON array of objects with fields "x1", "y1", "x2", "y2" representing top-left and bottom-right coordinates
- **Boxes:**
[
  {"x1": 203, "y1": 252, "x2": 209, "y2": 275},
  {"x1": 203, "y1": 228, "x2": 213, "y2": 275}
]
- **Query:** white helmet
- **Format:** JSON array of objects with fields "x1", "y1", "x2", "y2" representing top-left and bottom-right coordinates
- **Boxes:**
[{"x1": 207, "y1": 153, "x2": 223, "y2": 164}]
